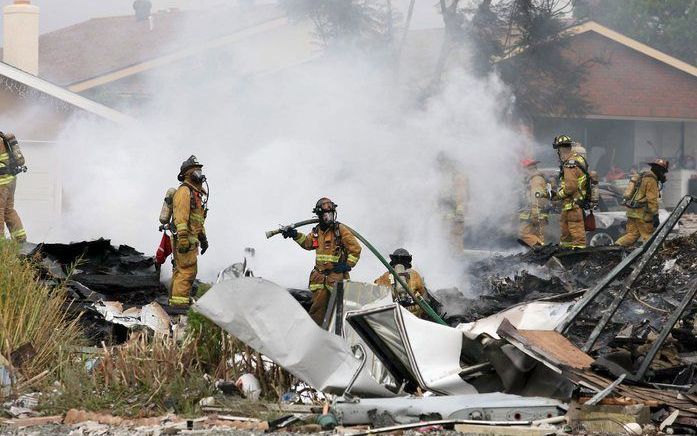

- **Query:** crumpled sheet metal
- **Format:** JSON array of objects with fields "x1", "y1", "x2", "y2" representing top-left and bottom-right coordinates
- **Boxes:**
[
  {"x1": 193, "y1": 277, "x2": 395, "y2": 397},
  {"x1": 93, "y1": 301, "x2": 171, "y2": 335},
  {"x1": 346, "y1": 303, "x2": 477, "y2": 395},
  {"x1": 333, "y1": 393, "x2": 564, "y2": 425},
  {"x1": 458, "y1": 301, "x2": 574, "y2": 340}
]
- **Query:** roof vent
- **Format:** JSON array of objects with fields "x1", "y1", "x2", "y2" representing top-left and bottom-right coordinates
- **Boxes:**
[{"x1": 133, "y1": 0, "x2": 152, "y2": 21}]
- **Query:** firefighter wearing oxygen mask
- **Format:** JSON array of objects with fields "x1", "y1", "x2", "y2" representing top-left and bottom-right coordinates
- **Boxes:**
[
  {"x1": 0, "y1": 132, "x2": 27, "y2": 242},
  {"x1": 374, "y1": 248, "x2": 428, "y2": 318},
  {"x1": 281, "y1": 198, "x2": 362, "y2": 326},
  {"x1": 615, "y1": 158, "x2": 668, "y2": 246},
  {"x1": 550, "y1": 135, "x2": 590, "y2": 249},
  {"x1": 517, "y1": 159, "x2": 549, "y2": 247},
  {"x1": 170, "y1": 155, "x2": 209, "y2": 308}
]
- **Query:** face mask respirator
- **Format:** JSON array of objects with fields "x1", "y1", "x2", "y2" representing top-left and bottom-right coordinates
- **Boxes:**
[
  {"x1": 191, "y1": 169, "x2": 206, "y2": 184},
  {"x1": 321, "y1": 211, "x2": 336, "y2": 224}
]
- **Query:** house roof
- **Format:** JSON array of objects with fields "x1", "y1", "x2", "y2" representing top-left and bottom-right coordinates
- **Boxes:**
[
  {"x1": 67, "y1": 16, "x2": 291, "y2": 93},
  {"x1": 0, "y1": 61, "x2": 133, "y2": 124},
  {"x1": 501, "y1": 20, "x2": 697, "y2": 78},
  {"x1": 38, "y1": 4, "x2": 284, "y2": 88},
  {"x1": 565, "y1": 21, "x2": 697, "y2": 79}
]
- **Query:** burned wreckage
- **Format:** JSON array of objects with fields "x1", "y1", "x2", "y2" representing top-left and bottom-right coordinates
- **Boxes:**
[
  {"x1": 196, "y1": 195, "x2": 697, "y2": 432},
  {"x1": 26, "y1": 238, "x2": 172, "y2": 342}
]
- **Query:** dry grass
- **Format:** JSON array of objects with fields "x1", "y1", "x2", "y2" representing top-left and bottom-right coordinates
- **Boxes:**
[
  {"x1": 0, "y1": 239, "x2": 83, "y2": 394},
  {"x1": 0, "y1": 239, "x2": 314, "y2": 417},
  {"x1": 44, "y1": 331, "x2": 215, "y2": 417}
]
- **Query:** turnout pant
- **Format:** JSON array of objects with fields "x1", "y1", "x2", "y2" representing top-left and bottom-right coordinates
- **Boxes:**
[
  {"x1": 308, "y1": 269, "x2": 348, "y2": 326},
  {"x1": 0, "y1": 180, "x2": 26, "y2": 241},
  {"x1": 560, "y1": 207, "x2": 586, "y2": 249},
  {"x1": 518, "y1": 219, "x2": 546, "y2": 247},
  {"x1": 170, "y1": 243, "x2": 198, "y2": 306},
  {"x1": 616, "y1": 217, "x2": 654, "y2": 246}
]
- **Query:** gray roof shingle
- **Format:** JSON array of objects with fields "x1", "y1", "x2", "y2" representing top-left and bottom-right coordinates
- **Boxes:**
[{"x1": 37, "y1": 4, "x2": 283, "y2": 86}]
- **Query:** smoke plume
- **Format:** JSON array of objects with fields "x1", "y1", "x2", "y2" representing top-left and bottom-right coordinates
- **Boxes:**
[{"x1": 51, "y1": 6, "x2": 526, "y2": 293}]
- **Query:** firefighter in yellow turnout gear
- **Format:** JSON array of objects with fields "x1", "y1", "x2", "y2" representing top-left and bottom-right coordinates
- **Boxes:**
[
  {"x1": 551, "y1": 135, "x2": 589, "y2": 249},
  {"x1": 436, "y1": 152, "x2": 468, "y2": 253},
  {"x1": 0, "y1": 132, "x2": 27, "y2": 242},
  {"x1": 282, "y1": 198, "x2": 361, "y2": 326},
  {"x1": 616, "y1": 158, "x2": 668, "y2": 246},
  {"x1": 170, "y1": 156, "x2": 209, "y2": 308},
  {"x1": 518, "y1": 159, "x2": 548, "y2": 247},
  {"x1": 375, "y1": 248, "x2": 428, "y2": 318}
]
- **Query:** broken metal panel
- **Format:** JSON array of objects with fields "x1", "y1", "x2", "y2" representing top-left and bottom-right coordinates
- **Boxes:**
[
  {"x1": 92, "y1": 301, "x2": 171, "y2": 335},
  {"x1": 627, "y1": 277, "x2": 697, "y2": 382},
  {"x1": 495, "y1": 318, "x2": 697, "y2": 415},
  {"x1": 341, "y1": 281, "x2": 394, "y2": 312},
  {"x1": 459, "y1": 301, "x2": 574, "y2": 340},
  {"x1": 556, "y1": 195, "x2": 695, "y2": 350},
  {"x1": 323, "y1": 281, "x2": 398, "y2": 388},
  {"x1": 346, "y1": 303, "x2": 477, "y2": 395},
  {"x1": 193, "y1": 277, "x2": 395, "y2": 397},
  {"x1": 324, "y1": 281, "x2": 393, "y2": 333},
  {"x1": 555, "y1": 246, "x2": 644, "y2": 334},
  {"x1": 497, "y1": 319, "x2": 594, "y2": 371},
  {"x1": 333, "y1": 393, "x2": 563, "y2": 425},
  {"x1": 345, "y1": 305, "x2": 418, "y2": 392},
  {"x1": 581, "y1": 195, "x2": 695, "y2": 352}
]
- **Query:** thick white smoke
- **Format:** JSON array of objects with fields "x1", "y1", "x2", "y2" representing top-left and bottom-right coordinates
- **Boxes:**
[{"x1": 51, "y1": 8, "x2": 525, "y2": 293}]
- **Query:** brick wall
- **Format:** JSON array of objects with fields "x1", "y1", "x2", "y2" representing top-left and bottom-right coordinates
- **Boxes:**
[{"x1": 566, "y1": 32, "x2": 697, "y2": 120}]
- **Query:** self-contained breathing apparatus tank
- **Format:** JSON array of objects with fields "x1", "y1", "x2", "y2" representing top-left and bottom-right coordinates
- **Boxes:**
[
  {"x1": 589, "y1": 170, "x2": 600, "y2": 209},
  {"x1": 0, "y1": 132, "x2": 27, "y2": 175},
  {"x1": 159, "y1": 188, "x2": 177, "y2": 225}
]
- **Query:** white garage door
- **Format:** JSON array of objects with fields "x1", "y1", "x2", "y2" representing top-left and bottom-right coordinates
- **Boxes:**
[{"x1": 10, "y1": 140, "x2": 62, "y2": 241}]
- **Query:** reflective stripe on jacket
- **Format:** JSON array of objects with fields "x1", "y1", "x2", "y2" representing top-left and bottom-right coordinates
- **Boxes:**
[
  {"x1": 375, "y1": 268, "x2": 427, "y2": 317},
  {"x1": 626, "y1": 170, "x2": 659, "y2": 221},
  {"x1": 295, "y1": 223, "x2": 362, "y2": 271},
  {"x1": 557, "y1": 154, "x2": 588, "y2": 211},
  {"x1": 519, "y1": 173, "x2": 549, "y2": 221},
  {"x1": 0, "y1": 148, "x2": 15, "y2": 186},
  {"x1": 172, "y1": 182, "x2": 206, "y2": 244}
]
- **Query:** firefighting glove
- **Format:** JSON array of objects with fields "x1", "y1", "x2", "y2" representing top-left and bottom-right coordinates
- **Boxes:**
[
  {"x1": 333, "y1": 262, "x2": 351, "y2": 274},
  {"x1": 178, "y1": 235, "x2": 191, "y2": 253},
  {"x1": 281, "y1": 226, "x2": 298, "y2": 239},
  {"x1": 199, "y1": 234, "x2": 209, "y2": 255},
  {"x1": 653, "y1": 214, "x2": 660, "y2": 228}
]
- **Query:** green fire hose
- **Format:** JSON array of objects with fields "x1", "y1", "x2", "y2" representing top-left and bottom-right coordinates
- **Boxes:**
[{"x1": 266, "y1": 219, "x2": 447, "y2": 325}]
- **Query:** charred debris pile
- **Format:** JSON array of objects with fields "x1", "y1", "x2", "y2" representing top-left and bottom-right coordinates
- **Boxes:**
[
  {"x1": 445, "y1": 230, "x2": 697, "y2": 383},
  {"x1": 433, "y1": 245, "x2": 629, "y2": 324},
  {"x1": 26, "y1": 238, "x2": 167, "y2": 344},
  {"x1": 9, "y1": 200, "x2": 697, "y2": 434}
]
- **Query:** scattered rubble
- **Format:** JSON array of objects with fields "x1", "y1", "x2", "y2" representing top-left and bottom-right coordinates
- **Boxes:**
[
  {"x1": 429, "y1": 246, "x2": 626, "y2": 325},
  {"x1": 188, "y1": 195, "x2": 697, "y2": 434},
  {"x1": 26, "y1": 239, "x2": 169, "y2": 344},
  {"x1": 31, "y1": 239, "x2": 165, "y2": 305},
  {"x1": 8, "y1": 199, "x2": 697, "y2": 434}
]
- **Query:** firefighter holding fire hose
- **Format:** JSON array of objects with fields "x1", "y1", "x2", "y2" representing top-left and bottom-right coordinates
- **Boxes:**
[
  {"x1": 375, "y1": 248, "x2": 427, "y2": 318},
  {"x1": 281, "y1": 198, "x2": 362, "y2": 325}
]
